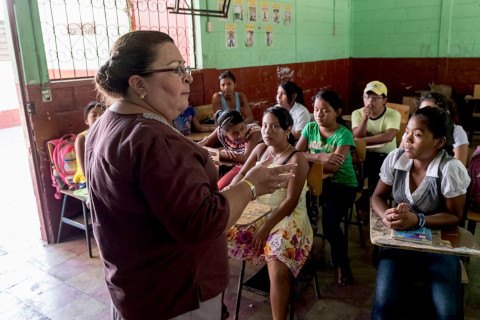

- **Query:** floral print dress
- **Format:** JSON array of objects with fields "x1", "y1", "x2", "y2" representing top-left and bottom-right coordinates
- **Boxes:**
[{"x1": 226, "y1": 180, "x2": 313, "y2": 277}]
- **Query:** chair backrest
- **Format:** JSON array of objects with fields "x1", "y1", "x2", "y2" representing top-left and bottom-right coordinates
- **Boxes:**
[
  {"x1": 430, "y1": 84, "x2": 452, "y2": 99},
  {"x1": 353, "y1": 138, "x2": 366, "y2": 163},
  {"x1": 307, "y1": 161, "x2": 323, "y2": 197},
  {"x1": 386, "y1": 103, "x2": 410, "y2": 146},
  {"x1": 352, "y1": 138, "x2": 366, "y2": 190}
]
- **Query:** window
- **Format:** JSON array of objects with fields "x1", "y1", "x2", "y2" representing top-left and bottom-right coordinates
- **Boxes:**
[{"x1": 38, "y1": 0, "x2": 195, "y2": 80}]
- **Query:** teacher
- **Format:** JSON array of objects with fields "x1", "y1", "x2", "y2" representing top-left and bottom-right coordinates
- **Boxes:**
[{"x1": 86, "y1": 31, "x2": 295, "y2": 320}]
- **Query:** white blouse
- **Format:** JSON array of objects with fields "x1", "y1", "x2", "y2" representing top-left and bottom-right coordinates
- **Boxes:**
[{"x1": 379, "y1": 148, "x2": 470, "y2": 205}]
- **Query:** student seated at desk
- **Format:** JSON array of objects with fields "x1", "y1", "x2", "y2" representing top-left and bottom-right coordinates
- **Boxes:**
[
  {"x1": 276, "y1": 80, "x2": 310, "y2": 142},
  {"x1": 172, "y1": 104, "x2": 215, "y2": 135},
  {"x1": 198, "y1": 109, "x2": 261, "y2": 189},
  {"x1": 73, "y1": 101, "x2": 106, "y2": 188},
  {"x1": 212, "y1": 70, "x2": 254, "y2": 124},
  {"x1": 352, "y1": 81, "x2": 400, "y2": 196},
  {"x1": 371, "y1": 107, "x2": 470, "y2": 320},
  {"x1": 227, "y1": 106, "x2": 312, "y2": 319},
  {"x1": 417, "y1": 91, "x2": 469, "y2": 166},
  {"x1": 296, "y1": 90, "x2": 357, "y2": 285}
]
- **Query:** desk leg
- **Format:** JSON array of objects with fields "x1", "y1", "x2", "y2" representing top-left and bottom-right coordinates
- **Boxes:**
[
  {"x1": 234, "y1": 260, "x2": 246, "y2": 320},
  {"x1": 82, "y1": 202, "x2": 93, "y2": 258},
  {"x1": 56, "y1": 194, "x2": 69, "y2": 243}
]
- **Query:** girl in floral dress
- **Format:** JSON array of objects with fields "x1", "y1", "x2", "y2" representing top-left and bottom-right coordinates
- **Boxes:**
[{"x1": 228, "y1": 106, "x2": 313, "y2": 319}]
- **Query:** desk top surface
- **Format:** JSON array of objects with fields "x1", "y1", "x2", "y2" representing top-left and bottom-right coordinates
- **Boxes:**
[
  {"x1": 366, "y1": 142, "x2": 387, "y2": 150},
  {"x1": 185, "y1": 132, "x2": 210, "y2": 142},
  {"x1": 236, "y1": 201, "x2": 272, "y2": 227},
  {"x1": 370, "y1": 210, "x2": 480, "y2": 256}
]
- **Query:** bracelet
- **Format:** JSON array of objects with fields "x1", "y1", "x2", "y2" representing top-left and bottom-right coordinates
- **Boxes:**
[
  {"x1": 417, "y1": 213, "x2": 426, "y2": 228},
  {"x1": 242, "y1": 179, "x2": 257, "y2": 200}
]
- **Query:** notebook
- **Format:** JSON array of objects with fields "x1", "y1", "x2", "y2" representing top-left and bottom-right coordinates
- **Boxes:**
[{"x1": 392, "y1": 227, "x2": 433, "y2": 244}]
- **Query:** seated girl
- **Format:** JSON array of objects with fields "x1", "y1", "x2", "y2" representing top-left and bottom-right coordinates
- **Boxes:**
[
  {"x1": 211, "y1": 70, "x2": 254, "y2": 124},
  {"x1": 296, "y1": 90, "x2": 357, "y2": 285},
  {"x1": 276, "y1": 80, "x2": 310, "y2": 141},
  {"x1": 371, "y1": 107, "x2": 470, "y2": 319},
  {"x1": 73, "y1": 101, "x2": 106, "y2": 188},
  {"x1": 227, "y1": 106, "x2": 312, "y2": 319},
  {"x1": 198, "y1": 110, "x2": 261, "y2": 189},
  {"x1": 418, "y1": 91, "x2": 469, "y2": 166},
  {"x1": 172, "y1": 104, "x2": 215, "y2": 136}
]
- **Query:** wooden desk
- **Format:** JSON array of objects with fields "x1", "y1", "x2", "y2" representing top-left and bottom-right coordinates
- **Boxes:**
[
  {"x1": 370, "y1": 210, "x2": 480, "y2": 256},
  {"x1": 236, "y1": 201, "x2": 271, "y2": 227},
  {"x1": 366, "y1": 142, "x2": 387, "y2": 150},
  {"x1": 186, "y1": 132, "x2": 210, "y2": 142}
]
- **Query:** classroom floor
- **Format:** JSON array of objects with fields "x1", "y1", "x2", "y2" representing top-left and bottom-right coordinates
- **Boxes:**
[{"x1": 1, "y1": 126, "x2": 480, "y2": 319}]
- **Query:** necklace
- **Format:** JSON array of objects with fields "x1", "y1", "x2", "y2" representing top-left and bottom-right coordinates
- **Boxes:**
[
  {"x1": 271, "y1": 145, "x2": 291, "y2": 162},
  {"x1": 120, "y1": 100, "x2": 180, "y2": 134}
]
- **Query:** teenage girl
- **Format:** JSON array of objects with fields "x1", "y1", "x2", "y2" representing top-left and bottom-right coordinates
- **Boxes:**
[
  {"x1": 198, "y1": 110, "x2": 261, "y2": 189},
  {"x1": 371, "y1": 107, "x2": 470, "y2": 319},
  {"x1": 228, "y1": 106, "x2": 312, "y2": 319},
  {"x1": 212, "y1": 70, "x2": 254, "y2": 123},
  {"x1": 296, "y1": 90, "x2": 357, "y2": 285}
]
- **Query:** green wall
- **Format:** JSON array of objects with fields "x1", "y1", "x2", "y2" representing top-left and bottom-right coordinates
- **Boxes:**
[
  {"x1": 12, "y1": 0, "x2": 480, "y2": 85},
  {"x1": 351, "y1": 0, "x2": 480, "y2": 58},
  {"x1": 198, "y1": 0, "x2": 351, "y2": 69}
]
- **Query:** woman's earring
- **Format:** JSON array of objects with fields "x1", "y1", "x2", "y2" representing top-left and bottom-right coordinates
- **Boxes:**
[{"x1": 139, "y1": 92, "x2": 146, "y2": 100}]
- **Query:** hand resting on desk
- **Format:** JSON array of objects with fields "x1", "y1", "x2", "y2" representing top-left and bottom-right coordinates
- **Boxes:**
[{"x1": 382, "y1": 202, "x2": 419, "y2": 230}]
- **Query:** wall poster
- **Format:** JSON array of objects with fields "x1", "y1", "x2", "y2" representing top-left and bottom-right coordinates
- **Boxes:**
[
  {"x1": 245, "y1": 23, "x2": 255, "y2": 47},
  {"x1": 234, "y1": 0, "x2": 244, "y2": 22},
  {"x1": 272, "y1": 3, "x2": 281, "y2": 23},
  {"x1": 284, "y1": 4, "x2": 292, "y2": 25},
  {"x1": 248, "y1": 0, "x2": 257, "y2": 22},
  {"x1": 261, "y1": 1, "x2": 269, "y2": 22},
  {"x1": 225, "y1": 24, "x2": 237, "y2": 48},
  {"x1": 265, "y1": 25, "x2": 273, "y2": 47}
]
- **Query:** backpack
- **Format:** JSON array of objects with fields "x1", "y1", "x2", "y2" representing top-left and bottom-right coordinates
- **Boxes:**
[
  {"x1": 467, "y1": 146, "x2": 480, "y2": 211},
  {"x1": 47, "y1": 134, "x2": 78, "y2": 199}
]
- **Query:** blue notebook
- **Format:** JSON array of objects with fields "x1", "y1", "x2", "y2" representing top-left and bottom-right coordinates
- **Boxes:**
[{"x1": 392, "y1": 227, "x2": 433, "y2": 244}]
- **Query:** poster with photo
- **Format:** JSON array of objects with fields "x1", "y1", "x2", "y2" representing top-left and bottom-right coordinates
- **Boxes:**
[
  {"x1": 248, "y1": 0, "x2": 257, "y2": 22},
  {"x1": 218, "y1": 0, "x2": 228, "y2": 21},
  {"x1": 284, "y1": 4, "x2": 292, "y2": 25},
  {"x1": 225, "y1": 24, "x2": 237, "y2": 48},
  {"x1": 245, "y1": 23, "x2": 255, "y2": 47},
  {"x1": 234, "y1": 0, "x2": 244, "y2": 22},
  {"x1": 272, "y1": 3, "x2": 280, "y2": 24},
  {"x1": 261, "y1": 1, "x2": 269, "y2": 22},
  {"x1": 265, "y1": 25, "x2": 273, "y2": 47}
]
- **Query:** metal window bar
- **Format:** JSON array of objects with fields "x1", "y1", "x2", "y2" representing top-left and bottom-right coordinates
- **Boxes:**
[{"x1": 37, "y1": 0, "x2": 195, "y2": 80}]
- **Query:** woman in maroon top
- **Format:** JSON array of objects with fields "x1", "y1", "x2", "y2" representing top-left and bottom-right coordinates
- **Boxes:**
[{"x1": 86, "y1": 31, "x2": 295, "y2": 320}]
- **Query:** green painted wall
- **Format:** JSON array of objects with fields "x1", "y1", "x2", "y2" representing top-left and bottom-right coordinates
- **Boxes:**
[
  {"x1": 13, "y1": 0, "x2": 480, "y2": 85},
  {"x1": 351, "y1": 0, "x2": 480, "y2": 58},
  {"x1": 198, "y1": 0, "x2": 351, "y2": 69}
]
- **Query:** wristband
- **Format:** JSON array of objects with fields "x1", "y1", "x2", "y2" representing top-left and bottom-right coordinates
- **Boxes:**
[
  {"x1": 242, "y1": 179, "x2": 257, "y2": 200},
  {"x1": 417, "y1": 213, "x2": 426, "y2": 228}
]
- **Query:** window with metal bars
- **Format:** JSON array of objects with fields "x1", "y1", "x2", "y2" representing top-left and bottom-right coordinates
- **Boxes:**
[{"x1": 37, "y1": 0, "x2": 195, "y2": 80}]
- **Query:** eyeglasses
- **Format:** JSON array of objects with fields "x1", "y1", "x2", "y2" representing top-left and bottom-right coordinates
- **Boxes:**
[
  {"x1": 362, "y1": 94, "x2": 384, "y2": 101},
  {"x1": 140, "y1": 66, "x2": 192, "y2": 77}
]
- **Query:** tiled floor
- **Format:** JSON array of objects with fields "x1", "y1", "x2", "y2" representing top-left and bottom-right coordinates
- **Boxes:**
[{"x1": 1, "y1": 126, "x2": 480, "y2": 319}]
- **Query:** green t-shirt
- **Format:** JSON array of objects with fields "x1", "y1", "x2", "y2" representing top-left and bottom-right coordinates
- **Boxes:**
[{"x1": 301, "y1": 123, "x2": 358, "y2": 187}]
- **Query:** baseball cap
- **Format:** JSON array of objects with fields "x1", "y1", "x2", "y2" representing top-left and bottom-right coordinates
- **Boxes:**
[{"x1": 364, "y1": 81, "x2": 387, "y2": 96}]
